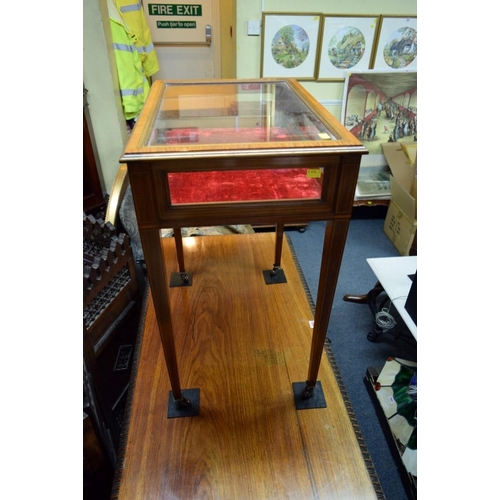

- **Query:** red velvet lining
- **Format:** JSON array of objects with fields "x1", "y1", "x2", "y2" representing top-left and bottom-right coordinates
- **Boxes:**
[{"x1": 168, "y1": 169, "x2": 322, "y2": 204}]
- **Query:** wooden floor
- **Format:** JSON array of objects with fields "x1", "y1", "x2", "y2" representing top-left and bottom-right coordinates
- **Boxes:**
[{"x1": 115, "y1": 232, "x2": 380, "y2": 500}]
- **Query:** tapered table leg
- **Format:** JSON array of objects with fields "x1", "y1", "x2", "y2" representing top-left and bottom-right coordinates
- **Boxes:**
[
  {"x1": 140, "y1": 228, "x2": 199, "y2": 417},
  {"x1": 174, "y1": 227, "x2": 185, "y2": 272},
  {"x1": 170, "y1": 227, "x2": 192, "y2": 287},
  {"x1": 263, "y1": 223, "x2": 287, "y2": 284},
  {"x1": 294, "y1": 219, "x2": 350, "y2": 409},
  {"x1": 273, "y1": 222, "x2": 284, "y2": 269}
]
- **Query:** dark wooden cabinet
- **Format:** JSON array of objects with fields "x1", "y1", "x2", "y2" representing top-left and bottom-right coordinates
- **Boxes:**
[
  {"x1": 83, "y1": 213, "x2": 143, "y2": 500},
  {"x1": 84, "y1": 89, "x2": 106, "y2": 214}
]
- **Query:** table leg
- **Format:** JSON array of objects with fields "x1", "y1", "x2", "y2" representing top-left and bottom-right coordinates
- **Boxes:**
[
  {"x1": 173, "y1": 227, "x2": 185, "y2": 273},
  {"x1": 141, "y1": 228, "x2": 199, "y2": 417},
  {"x1": 273, "y1": 223, "x2": 284, "y2": 269},
  {"x1": 263, "y1": 223, "x2": 287, "y2": 284},
  {"x1": 294, "y1": 219, "x2": 350, "y2": 408},
  {"x1": 170, "y1": 227, "x2": 193, "y2": 287}
]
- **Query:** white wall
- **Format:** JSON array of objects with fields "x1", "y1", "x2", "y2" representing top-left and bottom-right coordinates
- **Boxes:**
[
  {"x1": 235, "y1": 0, "x2": 417, "y2": 119},
  {"x1": 83, "y1": 0, "x2": 129, "y2": 193}
]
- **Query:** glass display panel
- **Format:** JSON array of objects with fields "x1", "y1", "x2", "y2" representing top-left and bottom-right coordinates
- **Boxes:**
[
  {"x1": 168, "y1": 168, "x2": 322, "y2": 204},
  {"x1": 148, "y1": 82, "x2": 338, "y2": 146}
]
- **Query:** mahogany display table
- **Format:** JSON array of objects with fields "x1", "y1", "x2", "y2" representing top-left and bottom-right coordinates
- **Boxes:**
[{"x1": 121, "y1": 78, "x2": 367, "y2": 416}]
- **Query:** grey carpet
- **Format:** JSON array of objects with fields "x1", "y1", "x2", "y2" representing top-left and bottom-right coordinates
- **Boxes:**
[{"x1": 287, "y1": 219, "x2": 417, "y2": 500}]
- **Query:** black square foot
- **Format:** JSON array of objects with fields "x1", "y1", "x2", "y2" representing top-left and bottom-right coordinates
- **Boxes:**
[
  {"x1": 170, "y1": 271, "x2": 193, "y2": 287},
  {"x1": 263, "y1": 268, "x2": 287, "y2": 284},
  {"x1": 167, "y1": 388, "x2": 200, "y2": 418},
  {"x1": 292, "y1": 381, "x2": 327, "y2": 410}
]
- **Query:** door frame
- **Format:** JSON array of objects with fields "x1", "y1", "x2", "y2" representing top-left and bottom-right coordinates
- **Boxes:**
[{"x1": 212, "y1": 0, "x2": 221, "y2": 77}]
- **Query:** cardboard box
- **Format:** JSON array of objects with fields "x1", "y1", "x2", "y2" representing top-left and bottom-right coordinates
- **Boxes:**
[{"x1": 381, "y1": 142, "x2": 417, "y2": 255}]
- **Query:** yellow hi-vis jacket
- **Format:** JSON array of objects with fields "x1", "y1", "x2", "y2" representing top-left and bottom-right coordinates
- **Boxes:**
[
  {"x1": 107, "y1": 0, "x2": 150, "y2": 120},
  {"x1": 116, "y1": 0, "x2": 159, "y2": 77}
]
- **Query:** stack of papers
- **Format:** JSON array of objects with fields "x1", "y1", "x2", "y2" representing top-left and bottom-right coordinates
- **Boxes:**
[{"x1": 355, "y1": 165, "x2": 391, "y2": 200}]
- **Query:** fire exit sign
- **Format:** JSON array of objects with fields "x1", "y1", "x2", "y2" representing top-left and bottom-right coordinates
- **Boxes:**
[
  {"x1": 144, "y1": 1, "x2": 210, "y2": 44},
  {"x1": 148, "y1": 4, "x2": 202, "y2": 16}
]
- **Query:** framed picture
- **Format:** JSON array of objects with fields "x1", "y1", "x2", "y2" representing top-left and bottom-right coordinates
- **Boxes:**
[
  {"x1": 341, "y1": 70, "x2": 417, "y2": 167},
  {"x1": 261, "y1": 13, "x2": 322, "y2": 80},
  {"x1": 372, "y1": 15, "x2": 417, "y2": 70},
  {"x1": 316, "y1": 15, "x2": 380, "y2": 81}
]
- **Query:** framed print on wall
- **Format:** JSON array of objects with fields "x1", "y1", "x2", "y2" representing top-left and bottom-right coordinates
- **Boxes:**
[
  {"x1": 261, "y1": 13, "x2": 322, "y2": 80},
  {"x1": 316, "y1": 15, "x2": 380, "y2": 81},
  {"x1": 341, "y1": 69, "x2": 417, "y2": 167},
  {"x1": 372, "y1": 15, "x2": 417, "y2": 70}
]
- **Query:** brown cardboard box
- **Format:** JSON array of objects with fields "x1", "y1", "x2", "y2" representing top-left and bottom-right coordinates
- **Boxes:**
[{"x1": 381, "y1": 142, "x2": 417, "y2": 255}]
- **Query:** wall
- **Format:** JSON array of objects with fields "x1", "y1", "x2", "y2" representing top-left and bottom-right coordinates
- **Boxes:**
[
  {"x1": 235, "y1": 0, "x2": 417, "y2": 119},
  {"x1": 220, "y1": 0, "x2": 236, "y2": 77},
  {"x1": 83, "y1": 0, "x2": 129, "y2": 194}
]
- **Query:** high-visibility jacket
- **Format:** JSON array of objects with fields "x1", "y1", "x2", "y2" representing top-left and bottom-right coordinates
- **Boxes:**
[
  {"x1": 107, "y1": 0, "x2": 150, "y2": 120},
  {"x1": 116, "y1": 0, "x2": 159, "y2": 77}
]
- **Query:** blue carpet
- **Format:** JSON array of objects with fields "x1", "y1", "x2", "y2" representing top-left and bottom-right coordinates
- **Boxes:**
[{"x1": 287, "y1": 219, "x2": 417, "y2": 500}]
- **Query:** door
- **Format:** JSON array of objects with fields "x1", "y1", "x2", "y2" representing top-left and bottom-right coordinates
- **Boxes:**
[{"x1": 143, "y1": 0, "x2": 221, "y2": 80}]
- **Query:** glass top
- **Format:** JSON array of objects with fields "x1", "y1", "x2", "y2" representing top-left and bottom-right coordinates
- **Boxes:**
[{"x1": 147, "y1": 81, "x2": 339, "y2": 146}]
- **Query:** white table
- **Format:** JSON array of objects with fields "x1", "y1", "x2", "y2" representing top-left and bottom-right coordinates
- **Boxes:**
[{"x1": 366, "y1": 256, "x2": 417, "y2": 340}]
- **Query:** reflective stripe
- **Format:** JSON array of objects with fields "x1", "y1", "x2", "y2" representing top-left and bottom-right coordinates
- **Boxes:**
[
  {"x1": 121, "y1": 87, "x2": 144, "y2": 97},
  {"x1": 120, "y1": 2, "x2": 141, "y2": 13},
  {"x1": 137, "y1": 42, "x2": 155, "y2": 54},
  {"x1": 113, "y1": 42, "x2": 136, "y2": 53}
]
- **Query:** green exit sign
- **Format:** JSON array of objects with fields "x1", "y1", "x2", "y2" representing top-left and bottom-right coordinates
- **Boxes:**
[{"x1": 148, "y1": 4, "x2": 202, "y2": 16}]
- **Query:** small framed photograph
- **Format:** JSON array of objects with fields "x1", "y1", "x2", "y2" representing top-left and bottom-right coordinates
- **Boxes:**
[
  {"x1": 316, "y1": 15, "x2": 380, "y2": 81},
  {"x1": 341, "y1": 69, "x2": 417, "y2": 167},
  {"x1": 261, "y1": 13, "x2": 322, "y2": 80},
  {"x1": 372, "y1": 15, "x2": 417, "y2": 70}
]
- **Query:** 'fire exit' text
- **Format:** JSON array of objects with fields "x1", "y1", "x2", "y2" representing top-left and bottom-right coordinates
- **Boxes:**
[{"x1": 148, "y1": 4, "x2": 202, "y2": 16}]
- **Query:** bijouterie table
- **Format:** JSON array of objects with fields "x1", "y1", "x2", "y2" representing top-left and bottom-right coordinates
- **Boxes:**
[{"x1": 121, "y1": 78, "x2": 367, "y2": 414}]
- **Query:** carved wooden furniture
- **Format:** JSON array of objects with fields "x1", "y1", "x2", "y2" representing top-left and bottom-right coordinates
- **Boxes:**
[
  {"x1": 83, "y1": 410, "x2": 114, "y2": 499},
  {"x1": 120, "y1": 78, "x2": 368, "y2": 416},
  {"x1": 83, "y1": 214, "x2": 141, "y2": 465}
]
